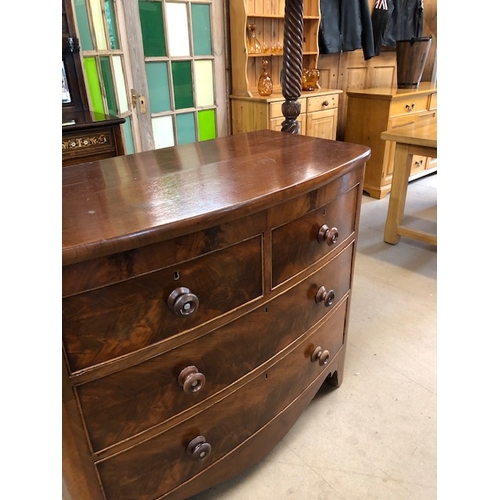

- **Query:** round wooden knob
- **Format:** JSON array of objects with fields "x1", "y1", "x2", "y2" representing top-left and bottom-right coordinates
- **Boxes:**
[
  {"x1": 315, "y1": 286, "x2": 335, "y2": 307},
  {"x1": 317, "y1": 224, "x2": 339, "y2": 246},
  {"x1": 178, "y1": 366, "x2": 206, "y2": 394},
  {"x1": 311, "y1": 346, "x2": 330, "y2": 366},
  {"x1": 167, "y1": 287, "x2": 199, "y2": 317},
  {"x1": 186, "y1": 436, "x2": 212, "y2": 462}
]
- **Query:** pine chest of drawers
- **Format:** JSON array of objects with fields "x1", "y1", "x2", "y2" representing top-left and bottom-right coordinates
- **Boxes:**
[
  {"x1": 62, "y1": 130, "x2": 370, "y2": 500},
  {"x1": 344, "y1": 83, "x2": 437, "y2": 199}
]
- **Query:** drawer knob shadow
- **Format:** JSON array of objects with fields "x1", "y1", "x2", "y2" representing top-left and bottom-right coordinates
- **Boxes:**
[
  {"x1": 317, "y1": 224, "x2": 339, "y2": 246},
  {"x1": 167, "y1": 287, "x2": 199, "y2": 317},
  {"x1": 311, "y1": 346, "x2": 330, "y2": 366},
  {"x1": 315, "y1": 286, "x2": 335, "y2": 307},
  {"x1": 186, "y1": 435, "x2": 212, "y2": 462},
  {"x1": 178, "y1": 365, "x2": 206, "y2": 394}
]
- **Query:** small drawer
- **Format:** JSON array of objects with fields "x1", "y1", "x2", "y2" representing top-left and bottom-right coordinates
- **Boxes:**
[
  {"x1": 62, "y1": 128, "x2": 116, "y2": 160},
  {"x1": 96, "y1": 299, "x2": 348, "y2": 500},
  {"x1": 410, "y1": 155, "x2": 428, "y2": 175},
  {"x1": 63, "y1": 236, "x2": 263, "y2": 373},
  {"x1": 306, "y1": 93, "x2": 338, "y2": 113},
  {"x1": 77, "y1": 243, "x2": 354, "y2": 452},
  {"x1": 272, "y1": 185, "x2": 358, "y2": 286},
  {"x1": 428, "y1": 92, "x2": 437, "y2": 111},
  {"x1": 269, "y1": 97, "x2": 305, "y2": 119},
  {"x1": 390, "y1": 94, "x2": 429, "y2": 116}
]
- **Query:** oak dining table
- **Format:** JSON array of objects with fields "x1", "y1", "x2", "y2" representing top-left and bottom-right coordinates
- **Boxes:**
[{"x1": 381, "y1": 117, "x2": 437, "y2": 245}]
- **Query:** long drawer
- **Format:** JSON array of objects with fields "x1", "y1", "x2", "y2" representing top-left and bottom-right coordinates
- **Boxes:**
[
  {"x1": 77, "y1": 242, "x2": 354, "y2": 452},
  {"x1": 63, "y1": 236, "x2": 262, "y2": 373},
  {"x1": 95, "y1": 298, "x2": 348, "y2": 500}
]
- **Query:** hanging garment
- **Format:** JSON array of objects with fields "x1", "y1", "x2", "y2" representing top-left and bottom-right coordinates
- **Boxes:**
[
  {"x1": 372, "y1": 0, "x2": 424, "y2": 55},
  {"x1": 319, "y1": 0, "x2": 376, "y2": 61}
]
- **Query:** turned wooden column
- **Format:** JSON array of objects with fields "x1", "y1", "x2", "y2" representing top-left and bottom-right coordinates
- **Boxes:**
[{"x1": 281, "y1": 0, "x2": 303, "y2": 134}]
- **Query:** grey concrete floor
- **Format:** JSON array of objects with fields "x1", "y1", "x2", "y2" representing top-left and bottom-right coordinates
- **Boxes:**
[{"x1": 191, "y1": 173, "x2": 437, "y2": 500}]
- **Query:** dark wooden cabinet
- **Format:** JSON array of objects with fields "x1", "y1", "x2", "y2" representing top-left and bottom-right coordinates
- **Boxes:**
[
  {"x1": 62, "y1": 130, "x2": 370, "y2": 499},
  {"x1": 62, "y1": 111, "x2": 125, "y2": 167}
]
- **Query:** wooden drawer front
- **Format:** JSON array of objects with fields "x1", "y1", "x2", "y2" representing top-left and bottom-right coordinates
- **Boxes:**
[
  {"x1": 269, "y1": 97, "x2": 306, "y2": 119},
  {"x1": 77, "y1": 243, "x2": 353, "y2": 452},
  {"x1": 63, "y1": 237, "x2": 263, "y2": 373},
  {"x1": 272, "y1": 185, "x2": 358, "y2": 286},
  {"x1": 411, "y1": 155, "x2": 428, "y2": 175},
  {"x1": 96, "y1": 299, "x2": 348, "y2": 500},
  {"x1": 428, "y1": 92, "x2": 437, "y2": 110},
  {"x1": 306, "y1": 93, "x2": 338, "y2": 113},
  {"x1": 62, "y1": 128, "x2": 117, "y2": 160},
  {"x1": 390, "y1": 94, "x2": 429, "y2": 116}
]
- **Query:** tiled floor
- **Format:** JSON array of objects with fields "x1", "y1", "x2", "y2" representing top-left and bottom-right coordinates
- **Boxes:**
[{"x1": 192, "y1": 173, "x2": 437, "y2": 500}]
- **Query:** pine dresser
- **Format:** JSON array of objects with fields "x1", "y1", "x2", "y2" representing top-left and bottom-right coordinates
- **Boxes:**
[{"x1": 62, "y1": 130, "x2": 371, "y2": 500}]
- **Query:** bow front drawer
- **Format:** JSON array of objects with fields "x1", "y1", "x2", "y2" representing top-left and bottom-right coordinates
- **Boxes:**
[
  {"x1": 271, "y1": 185, "x2": 358, "y2": 286},
  {"x1": 95, "y1": 299, "x2": 348, "y2": 500},
  {"x1": 63, "y1": 236, "x2": 263, "y2": 373}
]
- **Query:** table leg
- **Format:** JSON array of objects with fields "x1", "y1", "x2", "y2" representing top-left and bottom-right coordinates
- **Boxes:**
[{"x1": 384, "y1": 143, "x2": 413, "y2": 244}]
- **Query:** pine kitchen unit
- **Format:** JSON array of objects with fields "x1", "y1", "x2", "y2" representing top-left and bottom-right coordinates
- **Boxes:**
[
  {"x1": 231, "y1": 89, "x2": 341, "y2": 139},
  {"x1": 229, "y1": 0, "x2": 341, "y2": 139},
  {"x1": 344, "y1": 83, "x2": 437, "y2": 199},
  {"x1": 62, "y1": 130, "x2": 370, "y2": 500}
]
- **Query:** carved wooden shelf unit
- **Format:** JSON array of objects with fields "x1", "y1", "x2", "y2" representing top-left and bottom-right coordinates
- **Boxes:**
[
  {"x1": 62, "y1": 130, "x2": 370, "y2": 499},
  {"x1": 229, "y1": 0, "x2": 341, "y2": 138}
]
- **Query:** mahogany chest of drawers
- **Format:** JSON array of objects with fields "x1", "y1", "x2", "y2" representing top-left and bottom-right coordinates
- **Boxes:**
[{"x1": 62, "y1": 130, "x2": 370, "y2": 499}]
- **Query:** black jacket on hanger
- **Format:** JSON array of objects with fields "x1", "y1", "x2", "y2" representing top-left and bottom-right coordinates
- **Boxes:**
[
  {"x1": 319, "y1": 0, "x2": 376, "y2": 61},
  {"x1": 372, "y1": 0, "x2": 424, "y2": 55}
]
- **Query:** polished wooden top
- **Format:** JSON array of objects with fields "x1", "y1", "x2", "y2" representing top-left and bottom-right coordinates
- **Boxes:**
[
  {"x1": 62, "y1": 130, "x2": 370, "y2": 266},
  {"x1": 381, "y1": 118, "x2": 437, "y2": 149}
]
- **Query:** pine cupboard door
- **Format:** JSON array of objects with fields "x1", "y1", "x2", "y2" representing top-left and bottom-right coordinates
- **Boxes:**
[{"x1": 306, "y1": 108, "x2": 337, "y2": 140}]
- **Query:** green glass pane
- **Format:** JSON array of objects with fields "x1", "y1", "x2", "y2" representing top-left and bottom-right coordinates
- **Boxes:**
[
  {"x1": 172, "y1": 61, "x2": 193, "y2": 110},
  {"x1": 198, "y1": 109, "x2": 216, "y2": 141},
  {"x1": 104, "y1": 0, "x2": 120, "y2": 49},
  {"x1": 123, "y1": 117, "x2": 135, "y2": 154},
  {"x1": 139, "y1": 1, "x2": 167, "y2": 57},
  {"x1": 176, "y1": 113, "x2": 196, "y2": 145},
  {"x1": 100, "y1": 57, "x2": 118, "y2": 115},
  {"x1": 192, "y1": 4, "x2": 212, "y2": 56},
  {"x1": 73, "y1": 0, "x2": 93, "y2": 50},
  {"x1": 145, "y1": 62, "x2": 171, "y2": 113},
  {"x1": 83, "y1": 57, "x2": 105, "y2": 115}
]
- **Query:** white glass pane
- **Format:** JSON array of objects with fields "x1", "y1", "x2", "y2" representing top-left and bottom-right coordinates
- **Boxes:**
[
  {"x1": 152, "y1": 116, "x2": 175, "y2": 149},
  {"x1": 112, "y1": 56, "x2": 128, "y2": 114},
  {"x1": 194, "y1": 60, "x2": 214, "y2": 107},
  {"x1": 90, "y1": 0, "x2": 107, "y2": 50},
  {"x1": 165, "y1": 3, "x2": 190, "y2": 57}
]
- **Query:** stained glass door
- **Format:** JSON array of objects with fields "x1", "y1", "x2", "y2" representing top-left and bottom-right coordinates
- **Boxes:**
[
  {"x1": 73, "y1": 0, "x2": 138, "y2": 153},
  {"x1": 73, "y1": 0, "x2": 228, "y2": 153},
  {"x1": 136, "y1": 0, "x2": 226, "y2": 149}
]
